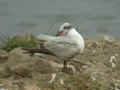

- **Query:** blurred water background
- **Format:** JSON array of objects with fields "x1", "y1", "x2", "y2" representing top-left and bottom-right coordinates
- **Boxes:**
[{"x1": 0, "y1": 0, "x2": 120, "y2": 39}]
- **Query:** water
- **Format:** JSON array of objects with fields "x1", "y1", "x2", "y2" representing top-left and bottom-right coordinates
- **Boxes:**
[{"x1": 0, "y1": 0, "x2": 120, "y2": 39}]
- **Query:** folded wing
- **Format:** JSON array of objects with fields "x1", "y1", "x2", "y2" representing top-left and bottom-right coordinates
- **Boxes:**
[{"x1": 44, "y1": 38, "x2": 80, "y2": 58}]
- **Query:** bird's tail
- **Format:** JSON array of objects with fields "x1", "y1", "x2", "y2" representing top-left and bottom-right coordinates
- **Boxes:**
[{"x1": 22, "y1": 47, "x2": 55, "y2": 56}]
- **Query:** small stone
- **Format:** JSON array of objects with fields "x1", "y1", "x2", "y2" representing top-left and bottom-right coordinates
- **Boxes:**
[{"x1": 0, "y1": 88, "x2": 5, "y2": 90}]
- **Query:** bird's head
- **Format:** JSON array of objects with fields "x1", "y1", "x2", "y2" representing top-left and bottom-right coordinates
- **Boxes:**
[{"x1": 56, "y1": 22, "x2": 72, "y2": 36}]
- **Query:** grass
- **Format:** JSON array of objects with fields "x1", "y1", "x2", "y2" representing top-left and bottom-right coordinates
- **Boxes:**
[{"x1": 0, "y1": 34, "x2": 38, "y2": 52}]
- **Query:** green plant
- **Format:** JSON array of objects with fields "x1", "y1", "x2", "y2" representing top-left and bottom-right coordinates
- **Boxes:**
[{"x1": 1, "y1": 35, "x2": 38, "y2": 52}]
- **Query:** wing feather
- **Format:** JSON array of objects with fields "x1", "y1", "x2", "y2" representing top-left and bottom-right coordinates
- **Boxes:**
[{"x1": 44, "y1": 39, "x2": 80, "y2": 58}]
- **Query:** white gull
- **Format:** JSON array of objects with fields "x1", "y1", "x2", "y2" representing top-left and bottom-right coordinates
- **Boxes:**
[
  {"x1": 37, "y1": 22, "x2": 85, "y2": 72},
  {"x1": 23, "y1": 22, "x2": 85, "y2": 85}
]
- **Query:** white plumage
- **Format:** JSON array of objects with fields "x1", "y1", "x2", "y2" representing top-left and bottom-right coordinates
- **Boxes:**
[{"x1": 37, "y1": 22, "x2": 85, "y2": 58}]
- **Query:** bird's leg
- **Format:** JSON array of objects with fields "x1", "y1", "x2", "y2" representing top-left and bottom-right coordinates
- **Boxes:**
[
  {"x1": 14, "y1": 72, "x2": 21, "y2": 80},
  {"x1": 62, "y1": 60, "x2": 68, "y2": 73}
]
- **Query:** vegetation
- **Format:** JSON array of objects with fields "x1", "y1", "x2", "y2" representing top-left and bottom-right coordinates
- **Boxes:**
[{"x1": 0, "y1": 34, "x2": 38, "y2": 52}]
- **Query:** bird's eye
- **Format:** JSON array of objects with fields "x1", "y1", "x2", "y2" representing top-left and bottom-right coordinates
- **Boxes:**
[{"x1": 63, "y1": 25, "x2": 72, "y2": 29}]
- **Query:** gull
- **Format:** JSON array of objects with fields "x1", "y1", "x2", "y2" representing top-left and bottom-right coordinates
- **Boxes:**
[
  {"x1": 23, "y1": 22, "x2": 85, "y2": 86},
  {"x1": 24, "y1": 22, "x2": 85, "y2": 72},
  {"x1": 37, "y1": 22, "x2": 84, "y2": 72}
]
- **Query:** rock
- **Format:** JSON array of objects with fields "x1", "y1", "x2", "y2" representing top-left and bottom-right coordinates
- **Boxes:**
[
  {"x1": 8, "y1": 48, "x2": 31, "y2": 64},
  {"x1": 34, "y1": 58, "x2": 57, "y2": 74},
  {"x1": 6, "y1": 48, "x2": 33, "y2": 77},
  {"x1": 0, "y1": 79, "x2": 20, "y2": 90},
  {"x1": 23, "y1": 83, "x2": 41, "y2": 90},
  {"x1": 0, "y1": 50, "x2": 8, "y2": 55},
  {"x1": 0, "y1": 38, "x2": 119, "y2": 89},
  {"x1": 0, "y1": 50, "x2": 9, "y2": 78},
  {"x1": 16, "y1": 79, "x2": 41, "y2": 90},
  {"x1": 7, "y1": 48, "x2": 59, "y2": 78},
  {"x1": 0, "y1": 66, "x2": 11, "y2": 78},
  {"x1": 0, "y1": 50, "x2": 8, "y2": 61}
]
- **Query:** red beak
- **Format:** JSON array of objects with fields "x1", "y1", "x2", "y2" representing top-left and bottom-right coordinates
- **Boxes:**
[{"x1": 56, "y1": 31, "x2": 63, "y2": 36}]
